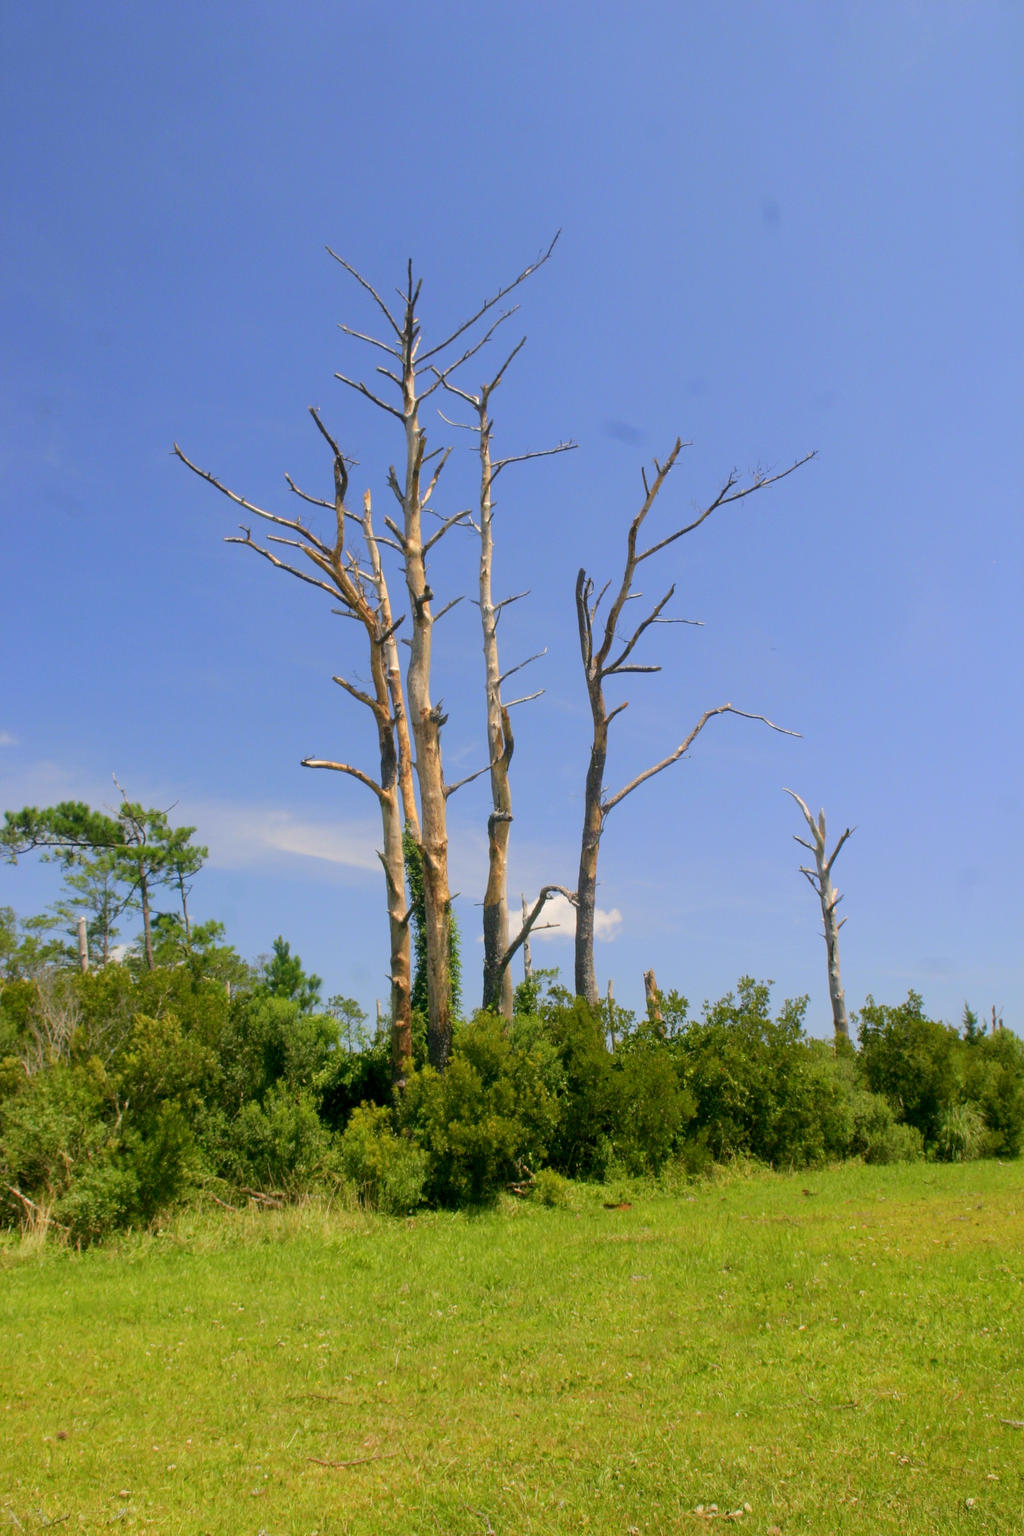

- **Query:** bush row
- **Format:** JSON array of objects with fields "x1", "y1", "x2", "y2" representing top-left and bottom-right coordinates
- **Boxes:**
[{"x1": 1, "y1": 962, "x2": 1021, "y2": 1241}]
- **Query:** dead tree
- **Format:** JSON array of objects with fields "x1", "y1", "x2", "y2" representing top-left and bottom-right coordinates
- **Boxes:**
[
  {"x1": 329, "y1": 240, "x2": 561, "y2": 1062},
  {"x1": 785, "y1": 789, "x2": 854, "y2": 1044},
  {"x1": 438, "y1": 336, "x2": 574, "y2": 1017},
  {"x1": 643, "y1": 968, "x2": 664, "y2": 1029},
  {"x1": 574, "y1": 440, "x2": 812, "y2": 1006},
  {"x1": 173, "y1": 411, "x2": 416, "y2": 1078}
]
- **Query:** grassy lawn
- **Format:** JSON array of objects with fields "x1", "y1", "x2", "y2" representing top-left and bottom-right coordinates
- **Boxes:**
[{"x1": 2, "y1": 1160, "x2": 1023, "y2": 1535}]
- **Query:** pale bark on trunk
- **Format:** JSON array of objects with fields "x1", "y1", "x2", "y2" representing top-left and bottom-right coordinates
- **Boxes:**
[
  {"x1": 574, "y1": 442, "x2": 810, "y2": 1006},
  {"x1": 440, "y1": 350, "x2": 571, "y2": 1018},
  {"x1": 363, "y1": 490, "x2": 419, "y2": 841},
  {"x1": 643, "y1": 968, "x2": 664, "y2": 1030},
  {"x1": 77, "y1": 915, "x2": 89, "y2": 974},
  {"x1": 174, "y1": 413, "x2": 414, "y2": 1080},
  {"x1": 521, "y1": 894, "x2": 533, "y2": 982},
  {"x1": 477, "y1": 410, "x2": 514, "y2": 1020},
  {"x1": 327, "y1": 244, "x2": 561, "y2": 1063},
  {"x1": 785, "y1": 790, "x2": 853, "y2": 1044},
  {"x1": 391, "y1": 282, "x2": 453, "y2": 1068}
]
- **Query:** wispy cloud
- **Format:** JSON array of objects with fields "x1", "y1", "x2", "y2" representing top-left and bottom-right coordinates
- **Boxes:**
[
  {"x1": 197, "y1": 803, "x2": 380, "y2": 874},
  {"x1": 0, "y1": 732, "x2": 19, "y2": 747}
]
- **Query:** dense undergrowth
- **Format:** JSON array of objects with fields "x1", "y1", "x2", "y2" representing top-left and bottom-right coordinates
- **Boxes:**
[{"x1": 1, "y1": 952, "x2": 1022, "y2": 1245}]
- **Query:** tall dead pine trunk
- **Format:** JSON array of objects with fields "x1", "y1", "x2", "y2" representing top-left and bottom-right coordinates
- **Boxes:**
[
  {"x1": 329, "y1": 239, "x2": 563, "y2": 1061},
  {"x1": 785, "y1": 790, "x2": 853, "y2": 1044},
  {"x1": 574, "y1": 443, "x2": 810, "y2": 1005},
  {"x1": 174, "y1": 411, "x2": 414, "y2": 1080},
  {"x1": 440, "y1": 337, "x2": 571, "y2": 1017}
]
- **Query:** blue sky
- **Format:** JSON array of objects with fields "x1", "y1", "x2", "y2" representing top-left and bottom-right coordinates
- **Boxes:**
[{"x1": 2, "y1": 1, "x2": 1021, "y2": 1033}]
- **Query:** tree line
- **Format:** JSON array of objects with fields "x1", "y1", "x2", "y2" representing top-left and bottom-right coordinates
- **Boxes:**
[{"x1": 0, "y1": 907, "x2": 1019, "y2": 1243}]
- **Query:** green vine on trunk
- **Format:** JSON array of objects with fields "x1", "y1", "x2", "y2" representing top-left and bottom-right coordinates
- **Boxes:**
[{"x1": 403, "y1": 825, "x2": 461, "y2": 1023}]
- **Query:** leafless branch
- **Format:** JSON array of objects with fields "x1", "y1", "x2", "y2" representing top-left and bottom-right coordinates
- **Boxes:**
[
  {"x1": 505, "y1": 690, "x2": 544, "y2": 708},
  {"x1": 493, "y1": 440, "x2": 577, "y2": 477},
  {"x1": 825, "y1": 825, "x2": 855, "y2": 874},
  {"x1": 605, "y1": 586, "x2": 675, "y2": 674},
  {"x1": 332, "y1": 674, "x2": 378, "y2": 712},
  {"x1": 473, "y1": 336, "x2": 529, "y2": 403},
  {"x1": 423, "y1": 506, "x2": 472, "y2": 554},
  {"x1": 604, "y1": 704, "x2": 801, "y2": 814},
  {"x1": 500, "y1": 884, "x2": 577, "y2": 971},
  {"x1": 418, "y1": 231, "x2": 560, "y2": 364},
  {"x1": 334, "y1": 372, "x2": 405, "y2": 421},
  {"x1": 224, "y1": 531, "x2": 338, "y2": 599},
  {"x1": 173, "y1": 445, "x2": 333, "y2": 559},
  {"x1": 382, "y1": 514, "x2": 407, "y2": 548},
  {"x1": 284, "y1": 474, "x2": 334, "y2": 511},
  {"x1": 498, "y1": 649, "x2": 546, "y2": 686},
  {"x1": 638, "y1": 451, "x2": 816, "y2": 565},
  {"x1": 433, "y1": 595, "x2": 464, "y2": 623},
  {"x1": 436, "y1": 408, "x2": 478, "y2": 432},
  {"x1": 338, "y1": 323, "x2": 402, "y2": 360},
  {"x1": 301, "y1": 757, "x2": 383, "y2": 800},
  {"x1": 325, "y1": 247, "x2": 402, "y2": 337},
  {"x1": 494, "y1": 590, "x2": 530, "y2": 613},
  {"x1": 420, "y1": 309, "x2": 519, "y2": 397},
  {"x1": 444, "y1": 763, "x2": 493, "y2": 799}
]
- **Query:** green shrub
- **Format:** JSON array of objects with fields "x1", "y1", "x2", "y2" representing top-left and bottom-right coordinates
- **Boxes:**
[
  {"x1": 53, "y1": 1160, "x2": 140, "y2": 1244},
  {"x1": 671, "y1": 979, "x2": 840, "y2": 1169},
  {"x1": 226, "y1": 1084, "x2": 331, "y2": 1193},
  {"x1": 528, "y1": 1167, "x2": 572, "y2": 1206},
  {"x1": 542, "y1": 999, "x2": 618, "y2": 1177},
  {"x1": 962, "y1": 1027, "x2": 1024, "y2": 1157},
  {"x1": 933, "y1": 1101, "x2": 986, "y2": 1163},
  {"x1": 848, "y1": 1091, "x2": 925, "y2": 1164},
  {"x1": 858, "y1": 992, "x2": 962, "y2": 1146},
  {"x1": 0, "y1": 1057, "x2": 113, "y2": 1222},
  {"x1": 401, "y1": 1013, "x2": 558, "y2": 1205},
  {"x1": 337, "y1": 1103, "x2": 426, "y2": 1215},
  {"x1": 317, "y1": 1031, "x2": 392, "y2": 1131},
  {"x1": 118, "y1": 1101, "x2": 199, "y2": 1220},
  {"x1": 612, "y1": 1043, "x2": 695, "y2": 1173}
]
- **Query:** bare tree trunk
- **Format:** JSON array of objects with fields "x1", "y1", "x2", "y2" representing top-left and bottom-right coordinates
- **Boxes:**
[
  {"x1": 77, "y1": 915, "x2": 89, "y2": 974},
  {"x1": 575, "y1": 698, "x2": 608, "y2": 1006},
  {"x1": 643, "y1": 969, "x2": 664, "y2": 1030},
  {"x1": 477, "y1": 397, "x2": 514, "y2": 1017},
  {"x1": 521, "y1": 893, "x2": 533, "y2": 983},
  {"x1": 606, "y1": 976, "x2": 617, "y2": 1048},
  {"x1": 441, "y1": 345, "x2": 571, "y2": 1019},
  {"x1": 174, "y1": 410, "x2": 414, "y2": 1080},
  {"x1": 328, "y1": 243, "x2": 561, "y2": 1064},
  {"x1": 574, "y1": 442, "x2": 810, "y2": 1005},
  {"x1": 398, "y1": 392, "x2": 453, "y2": 1065},
  {"x1": 785, "y1": 790, "x2": 853, "y2": 1044},
  {"x1": 181, "y1": 237, "x2": 562, "y2": 1071},
  {"x1": 363, "y1": 491, "x2": 419, "y2": 840}
]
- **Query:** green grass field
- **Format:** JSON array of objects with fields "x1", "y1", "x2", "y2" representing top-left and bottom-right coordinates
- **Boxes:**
[{"x1": 2, "y1": 1161, "x2": 1023, "y2": 1535}]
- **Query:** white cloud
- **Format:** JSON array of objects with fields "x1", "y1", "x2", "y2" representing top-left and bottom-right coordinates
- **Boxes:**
[
  {"x1": 198, "y1": 803, "x2": 380, "y2": 874},
  {"x1": 528, "y1": 892, "x2": 623, "y2": 943},
  {"x1": 261, "y1": 813, "x2": 380, "y2": 871},
  {"x1": 595, "y1": 906, "x2": 624, "y2": 941},
  {"x1": 0, "y1": 732, "x2": 17, "y2": 747}
]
